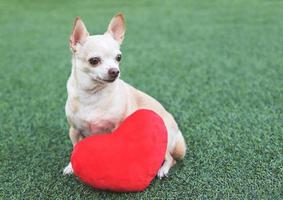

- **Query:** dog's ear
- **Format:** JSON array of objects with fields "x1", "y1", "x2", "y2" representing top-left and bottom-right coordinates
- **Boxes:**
[
  {"x1": 70, "y1": 17, "x2": 89, "y2": 51},
  {"x1": 106, "y1": 13, "x2": 125, "y2": 45}
]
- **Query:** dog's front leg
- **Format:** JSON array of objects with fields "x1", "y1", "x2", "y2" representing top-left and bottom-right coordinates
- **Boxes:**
[{"x1": 63, "y1": 127, "x2": 81, "y2": 175}]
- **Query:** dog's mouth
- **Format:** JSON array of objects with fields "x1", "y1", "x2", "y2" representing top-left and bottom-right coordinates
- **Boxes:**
[
  {"x1": 94, "y1": 77, "x2": 117, "y2": 83},
  {"x1": 102, "y1": 78, "x2": 116, "y2": 83}
]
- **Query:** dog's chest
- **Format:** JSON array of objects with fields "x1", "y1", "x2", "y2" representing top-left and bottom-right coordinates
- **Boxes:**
[{"x1": 66, "y1": 98, "x2": 124, "y2": 136}]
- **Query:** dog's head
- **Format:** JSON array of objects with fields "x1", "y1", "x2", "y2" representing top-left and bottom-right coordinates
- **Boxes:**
[{"x1": 70, "y1": 14, "x2": 125, "y2": 83}]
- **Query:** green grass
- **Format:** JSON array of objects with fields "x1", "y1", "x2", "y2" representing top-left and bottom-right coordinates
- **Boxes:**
[{"x1": 1, "y1": 0, "x2": 283, "y2": 199}]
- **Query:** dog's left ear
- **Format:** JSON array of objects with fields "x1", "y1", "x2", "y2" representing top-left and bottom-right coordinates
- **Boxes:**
[{"x1": 106, "y1": 13, "x2": 125, "y2": 45}]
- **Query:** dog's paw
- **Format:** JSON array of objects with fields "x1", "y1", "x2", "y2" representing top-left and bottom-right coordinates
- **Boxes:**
[
  {"x1": 63, "y1": 163, "x2": 73, "y2": 175},
  {"x1": 157, "y1": 165, "x2": 169, "y2": 179}
]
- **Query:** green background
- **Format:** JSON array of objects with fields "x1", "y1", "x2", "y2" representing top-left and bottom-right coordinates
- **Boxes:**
[{"x1": 0, "y1": 0, "x2": 282, "y2": 199}]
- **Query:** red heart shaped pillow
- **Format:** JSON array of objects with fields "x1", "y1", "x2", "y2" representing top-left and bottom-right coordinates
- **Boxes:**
[{"x1": 71, "y1": 109, "x2": 167, "y2": 192}]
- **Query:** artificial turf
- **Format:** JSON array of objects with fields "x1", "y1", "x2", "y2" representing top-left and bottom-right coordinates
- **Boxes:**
[{"x1": 0, "y1": 0, "x2": 282, "y2": 199}]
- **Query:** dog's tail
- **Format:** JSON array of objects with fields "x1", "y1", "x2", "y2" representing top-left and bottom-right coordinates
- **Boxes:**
[{"x1": 172, "y1": 131, "x2": 186, "y2": 160}]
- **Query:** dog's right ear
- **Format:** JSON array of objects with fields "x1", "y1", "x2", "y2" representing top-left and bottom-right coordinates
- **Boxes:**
[{"x1": 70, "y1": 17, "x2": 89, "y2": 52}]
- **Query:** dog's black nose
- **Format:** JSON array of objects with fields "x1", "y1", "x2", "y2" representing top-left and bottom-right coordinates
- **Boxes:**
[{"x1": 108, "y1": 68, "x2": 120, "y2": 78}]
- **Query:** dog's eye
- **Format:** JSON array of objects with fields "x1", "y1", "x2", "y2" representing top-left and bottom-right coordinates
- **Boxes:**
[
  {"x1": 88, "y1": 57, "x2": 101, "y2": 66},
  {"x1": 116, "y1": 54, "x2": 122, "y2": 62}
]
